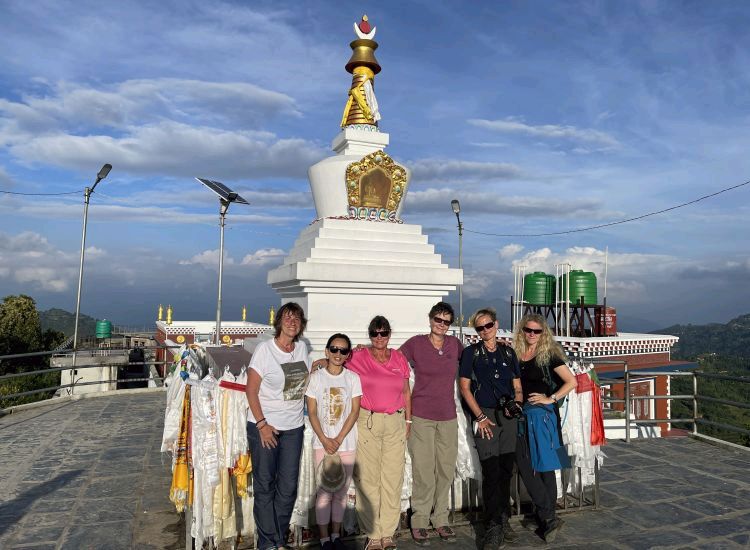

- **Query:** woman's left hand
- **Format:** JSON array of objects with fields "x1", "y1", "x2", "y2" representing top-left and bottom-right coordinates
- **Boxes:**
[
  {"x1": 406, "y1": 422, "x2": 411, "y2": 439},
  {"x1": 528, "y1": 392, "x2": 555, "y2": 405}
]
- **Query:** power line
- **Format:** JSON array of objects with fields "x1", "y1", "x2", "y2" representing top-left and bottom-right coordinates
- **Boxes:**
[
  {"x1": 0, "y1": 189, "x2": 81, "y2": 196},
  {"x1": 464, "y1": 178, "x2": 750, "y2": 238}
]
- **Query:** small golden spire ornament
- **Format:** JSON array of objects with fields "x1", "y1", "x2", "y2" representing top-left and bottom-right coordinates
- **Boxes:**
[
  {"x1": 242, "y1": 305, "x2": 247, "y2": 322},
  {"x1": 158, "y1": 304, "x2": 163, "y2": 321},
  {"x1": 269, "y1": 305, "x2": 276, "y2": 325},
  {"x1": 341, "y1": 15, "x2": 382, "y2": 128},
  {"x1": 166, "y1": 304, "x2": 173, "y2": 325}
]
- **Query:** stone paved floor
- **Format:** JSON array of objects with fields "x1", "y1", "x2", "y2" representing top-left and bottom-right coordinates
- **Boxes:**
[{"x1": 1, "y1": 392, "x2": 749, "y2": 549}]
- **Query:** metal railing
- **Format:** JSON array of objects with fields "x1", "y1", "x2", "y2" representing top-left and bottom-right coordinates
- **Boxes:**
[
  {"x1": 0, "y1": 344, "x2": 180, "y2": 410},
  {"x1": 596, "y1": 360, "x2": 750, "y2": 446}
]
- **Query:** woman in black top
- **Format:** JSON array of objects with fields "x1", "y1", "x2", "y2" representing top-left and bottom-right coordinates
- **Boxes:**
[
  {"x1": 512, "y1": 314, "x2": 576, "y2": 543},
  {"x1": 459, "y1": 308, "x2": 522, "y2": 550}
]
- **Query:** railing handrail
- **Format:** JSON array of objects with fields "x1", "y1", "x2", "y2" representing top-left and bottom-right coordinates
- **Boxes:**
[
  {"x1": 0, "y1": 344, "x2": 181, "y2": 362},
  {"x1": 614, "y1": 364, "x2": 750, "y2": 445}
]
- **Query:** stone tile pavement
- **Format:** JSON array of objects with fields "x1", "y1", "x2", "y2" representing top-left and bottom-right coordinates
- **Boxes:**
[{"x1": 1, "y1": 392, "x2": 749, "y2": 549}]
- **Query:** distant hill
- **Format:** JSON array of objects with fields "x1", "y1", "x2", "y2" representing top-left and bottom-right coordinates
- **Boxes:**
[
  {"x1": 651, "y1": 313, "x2": 750, "y2": 359},
  {"x1": 39, "y1": 308, "x2": 99, "y2": 338}
]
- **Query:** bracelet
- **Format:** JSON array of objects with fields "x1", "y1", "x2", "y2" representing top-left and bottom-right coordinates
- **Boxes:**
[
  {"x1": 405, "y1": 419, "x2": 413, "y2": 424},
  {"x1": 476, "y1": 413, "x2": 488, "y2": 422},
  {"x1": 257, "y1": 419, "x2": 267, "y2": 429},
  {"x1": 551, "y1": 394, "x2": 558, "y2": 403},
  {"x1": 256, "y1": 417, "x2": 266, "y2": 425}
]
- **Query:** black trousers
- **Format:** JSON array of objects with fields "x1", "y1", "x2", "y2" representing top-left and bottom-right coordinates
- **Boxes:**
[
  {"x1": 480, "y1": 452, "x2": 515, "y2": 525},
  {"x1": 515, "y1": 431, "x2": 557, "y2": 523}
]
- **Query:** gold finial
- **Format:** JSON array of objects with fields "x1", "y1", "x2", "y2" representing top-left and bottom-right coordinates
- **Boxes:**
[
  {"x1": 269, "y1": 305, "x2": 275, "y2": 325},
  {"x1": 242, "y1": 305, "x2": 247, "y2": 322},
  {"x1": 158, "y1": 304, "x2": 163, "y2": 321},
  {"x1": 167, "y1": 304, "x2": 173, "y2": 325},
  {"x1": 341, "y1": 15, "x2": 381, "y2": 128}
]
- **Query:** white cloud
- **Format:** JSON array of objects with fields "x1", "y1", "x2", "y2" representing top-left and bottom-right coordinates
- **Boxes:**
[
  {"x1": 179, "y1": 249, "x2": 235, "y2": 269},
  {"x1": 468, "y1": 118, "x2": 620, "y2": 149},
  {"x1": 0, "y1": 231, "x2": 77, "y2": 292},
  {"x1": 241, "y1": 248, "x2": 286, "y2": 266},
  {"x1": 409, "y1": 159, "x2": 524, "y2": 183},
  {"x1": 405, "y1": 188, "x2": 612, "y2": 218},
  {"x1": 9, "y1": 120, "x2": 326, "y2": 180},
  {"x1": 499, "y1": 244, "x2": 524, "y2": 259}
]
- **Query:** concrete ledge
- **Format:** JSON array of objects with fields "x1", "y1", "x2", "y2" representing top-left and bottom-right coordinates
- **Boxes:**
[{"x1": 0, "y1": 386, "x2": 165, "y2": 417}]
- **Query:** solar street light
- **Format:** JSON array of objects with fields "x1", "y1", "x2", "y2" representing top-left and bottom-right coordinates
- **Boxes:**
[{"x1": 196, "y1": 178, "x2": 250, "y2": 344}]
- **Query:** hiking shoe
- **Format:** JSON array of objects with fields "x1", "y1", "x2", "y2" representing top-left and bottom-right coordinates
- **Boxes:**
[
  {"x1": 435, "y1": 526, "x2": 456, "y2": 542},
  {"x1": 333, "y1": 538, "x2": 346, "y2": 550},
  {"x1": 501, "y1": 520, "x2": 517, "y2": 543},
  {"x1": 482, "y1": 522, "x2": 505, "y2": 550},
  {"x1": 364, "y1": 538, "x2": 382, "y2": 550},
  {"x1": 411, "y1": 528, "x2": 430, "y2": 546},
  {"x1": 381, "y1": 536, "x2": 397, "y2": 550},
  {"x1": 519, "y1": 514, "x2": 539, "y2": 531},
  {"x1": 543, "y1": 517, "x2": 565, "y2": 543},
  {"x1": 322, "y1": 541, "x2": 334, "y2": 550}
]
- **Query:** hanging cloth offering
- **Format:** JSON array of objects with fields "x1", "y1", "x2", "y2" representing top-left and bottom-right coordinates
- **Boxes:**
[
  {"x1": 170, "y1": 384, "x2": 192, "y2": 512},
  {"x1": 590, "y1": 384, "x2": 607, "y2": 446}
]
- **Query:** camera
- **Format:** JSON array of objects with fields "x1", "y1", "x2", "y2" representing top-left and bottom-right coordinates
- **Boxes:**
[{"x1": 497, "y1": 396, "x2": 524, "y2": 420}]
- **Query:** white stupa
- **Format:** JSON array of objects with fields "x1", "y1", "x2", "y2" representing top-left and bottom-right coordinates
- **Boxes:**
[{"x1": 268, "y1": 15, "x2": 462, "y2": 354}]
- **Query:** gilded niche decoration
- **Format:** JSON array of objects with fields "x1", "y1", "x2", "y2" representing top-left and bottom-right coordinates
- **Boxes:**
[{"x1": 345, "y1": 150, "x2": 406, "y2": 222}]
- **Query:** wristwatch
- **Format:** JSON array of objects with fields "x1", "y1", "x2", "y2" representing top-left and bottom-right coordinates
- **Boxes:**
[{"x1": 551, "y1": 394, "x2": 558, "y2": 402}]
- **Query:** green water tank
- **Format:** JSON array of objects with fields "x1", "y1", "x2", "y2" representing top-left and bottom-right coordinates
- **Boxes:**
[
  {"x1": 523, "y1": 272, "x2": 556, "y2": 305},
  {"x1": 559, "y1": 270, "x2": 598, "y2": 304},
  {"x1": 95, "y1": 319, "x2": 112, "y2": 339}
]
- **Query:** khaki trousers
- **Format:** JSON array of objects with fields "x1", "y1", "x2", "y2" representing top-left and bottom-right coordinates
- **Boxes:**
[
  {"x1": 407, "y1": 416, "x2": 458, "y2": 529},
  {"x1": 354, "y1": 409, "x2": 407, "y2": 539}
]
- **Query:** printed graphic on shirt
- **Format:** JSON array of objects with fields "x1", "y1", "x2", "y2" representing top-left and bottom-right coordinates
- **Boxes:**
[
  {"x1": 326, "y1": 387, "x2": 346, "y2": 426},
  {"x1": 282, "y1": 360, "x2": 309, "y2": 400}
]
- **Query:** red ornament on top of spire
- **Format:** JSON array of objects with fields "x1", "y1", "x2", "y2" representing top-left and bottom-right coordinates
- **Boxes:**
[{"x1": 358, "y1": 15, "x2": 371, "y2": 34}]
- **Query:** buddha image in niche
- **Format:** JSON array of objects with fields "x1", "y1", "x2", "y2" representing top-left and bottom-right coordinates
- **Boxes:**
[{"x1": 360, "y1": 167, "x2": 391, "y2": 208}]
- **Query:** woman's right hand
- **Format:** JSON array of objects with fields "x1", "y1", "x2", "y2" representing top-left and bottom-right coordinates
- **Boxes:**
[
  {"x1": 312, "y1": 358, "x2": 328, "y2": 370},
  {"x1": 477, "y1": 417, "x2": 496, "y2": 439},
  {"x1": 259, "y1": 423, "x2": 279, "y2": 448}
]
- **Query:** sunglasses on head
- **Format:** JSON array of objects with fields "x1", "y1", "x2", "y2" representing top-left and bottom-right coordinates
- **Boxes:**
[
  {"x1": 523, "y1": 327, "x2": 543, "y2": 335},
  {"x1": 328, "y1": 346, "x2": 350, "y2": 355},
  {"x1": 476, "y1": 321, "x2": 495, "y2": 332},
  {"x1": 432, "y1": 316, "x2": 452, "y2": 326},
  {"x1": 369, "y1": 330, "x2": 391, "y2": 338}
]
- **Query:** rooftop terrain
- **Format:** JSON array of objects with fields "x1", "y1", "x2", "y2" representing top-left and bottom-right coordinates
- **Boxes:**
[{"x1": 1, "y1": 392, "x2": 748, "y2": 549}]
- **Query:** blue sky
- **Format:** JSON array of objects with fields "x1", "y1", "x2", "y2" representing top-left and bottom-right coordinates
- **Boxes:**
[{"x1": 0, "y1": 0, "x2": 748, "y2": 329}]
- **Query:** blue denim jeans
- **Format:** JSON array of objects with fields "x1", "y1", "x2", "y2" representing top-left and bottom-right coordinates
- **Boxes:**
[{"x1": 247, "y1": 422, "x2": 304, "y2": 550}]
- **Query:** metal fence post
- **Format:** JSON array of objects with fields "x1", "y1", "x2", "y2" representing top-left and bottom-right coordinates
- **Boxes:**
[
  {"x1": 625, "y1": 363, "x2": 631, "y2": 443},
  {"x1": 692, "y1": 372, "x2": 699, "y2": 435}
]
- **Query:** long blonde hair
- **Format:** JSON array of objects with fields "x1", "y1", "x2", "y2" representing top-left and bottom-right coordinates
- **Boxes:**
[{"x1": 512, "y1": 313, "x2": 566, "y2": 367}]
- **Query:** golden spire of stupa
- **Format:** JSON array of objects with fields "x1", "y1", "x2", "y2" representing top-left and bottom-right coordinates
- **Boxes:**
[{"x1": 340, "y1": 15, "x2": 382, "y2": 128}]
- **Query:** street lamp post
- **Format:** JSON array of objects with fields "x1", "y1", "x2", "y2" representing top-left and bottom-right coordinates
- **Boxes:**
[
  {"x1": 451, "y1": 199, "x2": 463, "y2": 343},
  {"x1": 71, "y1": 163, "x2": 112, "y2": 394}
]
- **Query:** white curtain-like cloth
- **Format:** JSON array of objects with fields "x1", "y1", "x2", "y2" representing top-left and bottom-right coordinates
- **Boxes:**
[
  {"x1": 290, "y1": 417, "x2": 317, "y2": 527},
  {"x1": 557, "y1": 362, "x2": 605, "y2": 496}
]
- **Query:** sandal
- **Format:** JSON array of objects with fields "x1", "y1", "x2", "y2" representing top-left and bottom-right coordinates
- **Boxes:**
[
  {"x1": 381, "y1": 536, "x2": 397, "y2": 550},
  {"x1": 364, "y1": 538, "x2": 382, "y2": 550}
]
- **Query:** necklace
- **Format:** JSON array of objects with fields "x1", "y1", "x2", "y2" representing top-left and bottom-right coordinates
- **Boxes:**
[
  {"x1": 428, "y1": 334, "x2": 445, "y2": 356},
  {"x1": 275, "y1": 337, "x2": 295, "y2": 359}
]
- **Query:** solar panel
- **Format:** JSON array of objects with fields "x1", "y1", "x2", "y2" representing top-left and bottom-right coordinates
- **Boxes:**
[{"x1": 195, "y1": 178, "x2": 250, "y2": 205}]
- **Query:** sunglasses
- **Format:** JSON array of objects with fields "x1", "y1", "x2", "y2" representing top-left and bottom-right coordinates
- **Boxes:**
[
  {"x1": 369, "y1": 330, "x2": 391, "y2": 338},
  {"x1": 523, "y1": 327, "x2": 543, "y2": 335},
  {"x1": 432, "y1": 316, "x2": 452, "y2": 326},
  {"x1": 476, "y1": 321, "x2": 495, "y2": 332},
  {"x1": 328, "y1": 346, "x2": 350, "y2": 355}
]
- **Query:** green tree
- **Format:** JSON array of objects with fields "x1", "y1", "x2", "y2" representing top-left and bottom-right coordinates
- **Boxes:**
[{"x1": 0, "y1": 295, "x2": 64, "y2": 406}]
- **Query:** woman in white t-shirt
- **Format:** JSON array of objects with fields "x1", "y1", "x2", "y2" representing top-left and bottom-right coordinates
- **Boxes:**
[
  {"x1": 246, "y1": 302, "x2": 312, "y2": 550},
  {"x1": 305, "y1": 333, "x2": 362, "y2": 550}
]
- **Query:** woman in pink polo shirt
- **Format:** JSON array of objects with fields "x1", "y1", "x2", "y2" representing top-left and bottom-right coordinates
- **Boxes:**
[{"x1": 347, "y1": 315, "x2": 412, "y2": 550}]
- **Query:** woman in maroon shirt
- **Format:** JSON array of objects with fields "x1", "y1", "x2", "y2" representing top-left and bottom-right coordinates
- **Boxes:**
[{"x1": 400, "y1": 302, "x2": 463, "y2": 545}]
